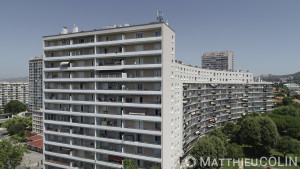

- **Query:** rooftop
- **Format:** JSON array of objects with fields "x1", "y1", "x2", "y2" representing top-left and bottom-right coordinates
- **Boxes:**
[{"x1": 43, "y1": 21, "x2": 172, "y2": 38}]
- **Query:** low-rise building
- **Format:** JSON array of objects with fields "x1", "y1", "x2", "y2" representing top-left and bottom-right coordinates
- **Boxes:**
[{"x1": 283, "y1": 83, "x2": 300, "y2": 90}]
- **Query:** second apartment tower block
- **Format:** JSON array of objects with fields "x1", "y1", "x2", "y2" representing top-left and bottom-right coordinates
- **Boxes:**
[{"x1": 29, "y1": 56, "x2": 44, "y2": 134}]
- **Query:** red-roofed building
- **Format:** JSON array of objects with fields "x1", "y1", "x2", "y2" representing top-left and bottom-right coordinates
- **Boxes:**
[
  {"x1": 27, "y1": 135, "x2": 43, "y2": 141},
  {"x1": 293, "y1": 99, "x2": 300, "y2": 104},
  {"x1": 26, "y1": 135, "x2": 43, "y2": 153},
  {"x1": 276, "y1": 97, "x2": 284, "y2": 101}
]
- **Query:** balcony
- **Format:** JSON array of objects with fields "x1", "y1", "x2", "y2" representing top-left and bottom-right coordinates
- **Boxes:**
[
  {"x1": 96, "y1": 142, "x2": 122, "y2": 153},
  {"x1": 45, "y1": 159, "x2": 70, "y2": 167},
  {"x1": 72, "y1": 117, "x2": 95, "y2": 125},
  {"x1": 97, "y1": 118, "x2": 121, "y2": 127}
]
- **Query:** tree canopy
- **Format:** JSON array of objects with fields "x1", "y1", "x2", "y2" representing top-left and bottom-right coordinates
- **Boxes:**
[
  {"x1": 225, "y1": 143, "x2": 244, "y2": 159},
  {"x1": 282, "y1": 97, "x2": 293, "y2": 106},
  {"x1": 0, "y1": 139, "x2": 29, "y2": 169},
  {"x1": 272, "y1": 105, "x2": 300, "y2": 118},
  {"x1": 2, "y1": 116, "x2": 32, "y2": 141},
  {"x1": 238, "y1": 116, "x2": 279, "y2": 155},
  {"x1": 276, "y1": 136, "x2": 300, "y2": 158},
  {"x1": 190, "y1": 135, "x2": 226, "y2": 169},
  {"x1": 222, "y1": 122, "x2": 240, "y2": 143},
  {"x1": 267, "y1": 113, "x2": 300, "y2": 137},
  {"x1": 123, "y1": 159, "x2": 138, "y2": 169},
  {"x1": 4, "y1": 100, "x2": 26, "y2": 115}
]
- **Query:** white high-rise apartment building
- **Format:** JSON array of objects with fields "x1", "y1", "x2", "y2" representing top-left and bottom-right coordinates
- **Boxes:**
[
  {"x1": 42, "y1": 22, "x2": 273, "y2": 169},
  {"x1": 202, "y1": 51, "x2": 234, "y2": 71},
  {"x1": 29, "y1": 56, "x2": 44, "y2": 134},
  {"x1": 0, "y1": 82, "x2": 29, "y2": 110}
]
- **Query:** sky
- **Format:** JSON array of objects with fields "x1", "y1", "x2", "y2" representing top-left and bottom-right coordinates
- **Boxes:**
[{"x1": 0, "y1": 0, "x2": 299, "y2": 78}]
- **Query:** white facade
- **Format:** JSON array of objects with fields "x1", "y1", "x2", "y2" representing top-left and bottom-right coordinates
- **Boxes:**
[
  {"x1": 283, "y1": 83, "x2": 300, "y2": 91},
  {"x1": 0, "y1": 82, "x2": 29, "y2": 110},
  {"x1": 29, "y1": 56, "x2": 44, "y2": 134},
  {"x1": 42, "y1": 23, "x2": 273, "y2": 169}
]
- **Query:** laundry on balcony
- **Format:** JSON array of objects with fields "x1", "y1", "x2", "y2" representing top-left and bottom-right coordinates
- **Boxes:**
[
  {"x1": 60, "y1": 61, "x2": 70, "y2": 66},
  {"x1": 128, "y1": 108, "x2": 146, "y2": 115},
  {"x1": 101, "y1": 121, "x2": 117, "y2": 126},
  {"x1": 108, "y1": 155, "x2": 124, "y2": 164},
  {"x1": 209, "y1": 118, "x2": 215, "y2": 122}
]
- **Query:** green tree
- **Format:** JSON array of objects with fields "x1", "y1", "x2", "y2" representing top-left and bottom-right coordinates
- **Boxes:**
[
  {"x1": 0, "y1": 109, "x2": 3, "y2": 114},
  {"x1": 277, "y1": 136, "x2": 300, "y2": 158},
  {"x1": 209, "y1": 128, "x2": 228, "y2": 145},
  {"x1": 4, "y1": 100, "x2": 26, "y2": 115},
  {"x1": 257, "y1": 116, "x2": 279, "y2": 153},
  {"x1": 122, "y1": 159, "x2": 138, "y2": 169},
  {"x1": 275, "y1": 92, "x2": 285, "y2": 97},
  {"x1": 0, "y1": 138, "x2": 29, "y2": 169},
  {"x1": 239, "y1": 116, "x2": 279, "y2": 155},
  {"x1": 151, "y1": 166, "x2": 160, "y2": 169},
  {"x1": 267, "y1": 114, "x2": 300, "y2": 137},
  {"x1": 190, "y1": 136, "x2": 226, "y2": 169},
  {"x1": 273, "y1": 105, "x2": 300, "y2": 118},
  {"x1": 222, "y1": 122, "x2": 240, "y2": 143},
  {"x1": 225, "y1": 143, "x2": 244, "y2": 159},
  {"x1": 282, "y1": 97, "x2": 293, "y2": 106},
  {"x1": 2, "y1": 116, "x2": 32, "y2": 140},
  {"x1": 239, "y1": 117, "x2": 261, "y2": 148}
]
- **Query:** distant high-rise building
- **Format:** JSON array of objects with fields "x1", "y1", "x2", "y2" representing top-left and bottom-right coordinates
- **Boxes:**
[
  {"x1": 0, "y1": 82, "x2": 28, "y2": 110},
  {"x1": 29, "y1": 56, "x2": 44, "y2": 134},
  {"x1": 202, "y1": 51, "x2": 234, "y2": 71}
]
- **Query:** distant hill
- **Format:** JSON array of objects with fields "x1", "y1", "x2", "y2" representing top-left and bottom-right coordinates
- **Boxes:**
[
  {"x1": 260, "y1": 72, "x2": 300, "y2": 82},
  {"x1": 0, "y1": 76, "x2": 28, "y2": 82}
]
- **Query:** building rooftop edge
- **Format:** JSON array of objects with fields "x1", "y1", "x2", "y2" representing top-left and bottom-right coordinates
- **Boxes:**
[
  {"x1": 43, "y1": 22, "x2": 172, "y2": 38},
  {"x1": 175, "y1": 60, "x2": 250, "y2": 74}
]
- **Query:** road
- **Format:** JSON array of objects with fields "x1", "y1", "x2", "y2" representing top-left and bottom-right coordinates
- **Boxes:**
[{"x1": 16, "y1": 150, "x2": 43, "y2": 169}]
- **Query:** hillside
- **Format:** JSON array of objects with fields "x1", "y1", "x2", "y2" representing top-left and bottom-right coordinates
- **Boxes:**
[
  {"x1": 0, "y1": 76, "x2": 28, "y2": 82},
  {"x1": 260, "y1": 72, "x2": 300, "y2": 82}
]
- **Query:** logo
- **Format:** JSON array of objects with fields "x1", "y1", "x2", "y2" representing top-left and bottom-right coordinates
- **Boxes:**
[{"x1": 181, "y1": 155, "x2": 197, "y2": 168}]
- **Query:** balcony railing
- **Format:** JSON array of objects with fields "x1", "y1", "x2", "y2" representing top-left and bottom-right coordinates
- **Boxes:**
[{"x1": 45, "y1": 159, "x2": 70, "y2": 166}]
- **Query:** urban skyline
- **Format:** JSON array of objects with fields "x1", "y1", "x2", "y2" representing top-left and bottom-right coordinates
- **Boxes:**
[
  {"x1": 0, "y1": 1, "x2": 299, "y2": 169},
  {"x1": 1, "y1": 0, "x2": 300, "y2": 79}
]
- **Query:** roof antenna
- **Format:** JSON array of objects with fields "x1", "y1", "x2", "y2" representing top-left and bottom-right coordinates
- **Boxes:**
[{"x1": 157, "y1": 11, "x2": 164, "y2": 22}]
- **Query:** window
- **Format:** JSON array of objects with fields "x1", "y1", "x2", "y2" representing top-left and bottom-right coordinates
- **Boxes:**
[
  {"x1": 137, "y1": 84, "x2": 143, "y2": 90},
  {"x1": 117, "y1": 34, "x2": 122, "y2": 40},
  {"x1": 136, "y1": 33, "x2": 143, "y2": 38},
  {"x1": 103, "y1": 36, "x2": 109, "y2": 41},
  {"x1": 118, "y1": 47, "x2": 122, "y2": 53},
  {"x1": 90, "y1": 38, "x2": 94, "y2": 42},
  {"x1": 134, "y1": 45, "x2": 144, "y2": 51},
  {"x1": 154, "y1": 70, "x2": 161, "y2": 77},
  {"x1": 154, "y1": 44, "x2": 161, "y2": 50},
  {"x1": 154, "y1": 56, "x2": 161, "y2": 64},
  {"x1": 155, "y1": 31, "x2": 161, "y2": 37}
]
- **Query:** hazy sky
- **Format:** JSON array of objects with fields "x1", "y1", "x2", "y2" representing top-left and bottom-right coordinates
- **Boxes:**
[{"x1": 0, "y1": 0, "x2": 299, "y2": 78}]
